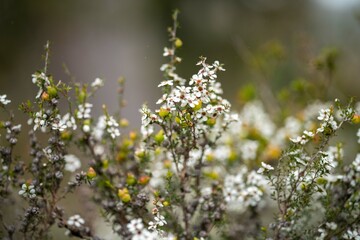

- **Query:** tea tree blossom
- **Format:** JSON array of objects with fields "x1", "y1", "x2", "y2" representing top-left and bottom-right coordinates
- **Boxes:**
[
  {"x1": 316, "y1": 108, "x2": 338, "y2": 133},
  {"x1": 18, "y1": 184, "x2": 36, "y2": 199},
  {"x1": 257, "y1": 162, "x2": 274, "y2": 173},
  {"x1": 33, "y1": 111, "x2": 48, "y2": 131},
  {"x1": 67, "y1": 214, "x2": 85, "y2": 228},
  {"x1": 342, "y1": 228, "x2": 360, "y2": 239},
  {"x1": 64, "y1": 154, "x2": 81, "y2": 172},
  {"x1": 62, "y1": 113, "x2": 77, "y2": 130},
  {"x1": 158, "y1": 80, "x2": 173, "y2": 87},
  {"x1": 0, "y1": 95, "x2": 11, "y2": 105},
  {"x1": 148, "y1": 213, "x2": 167, "y2": 232},
  {"x1": 127, "y1": 218, "x2": 157, "y2": 240},
  {"x1": 52, "y1": 115, "x2": 68, "y2": 132},
  {"x1": 77, "y1": 103, "x2": 93, "y2": 119},
  {"x1": 91, "y1": 77, "x2": 104, "y2": 89}
]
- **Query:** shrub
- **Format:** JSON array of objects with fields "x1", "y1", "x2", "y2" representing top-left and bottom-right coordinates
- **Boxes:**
[{"x1": 0, "y1": 10, "x2": 359, "y2": 240}]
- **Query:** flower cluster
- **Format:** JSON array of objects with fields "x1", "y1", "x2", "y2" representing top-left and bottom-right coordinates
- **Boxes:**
[
  {"x1": 105, "y1": 116, "x2": 120, "y2": 139},
  {"x1": 223, "y1": 167, "x2": 269, "y2": 211}
]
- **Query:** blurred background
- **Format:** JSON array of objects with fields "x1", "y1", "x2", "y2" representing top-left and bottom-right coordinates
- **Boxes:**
[
  {"x1": 1, "y1": 0, "x2": 360, "y2": 124},
  {"x1": 1, "y1": 0, "x2": 360, "y2": 238}
]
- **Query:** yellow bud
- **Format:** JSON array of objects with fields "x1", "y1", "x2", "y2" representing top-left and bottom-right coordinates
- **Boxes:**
[
  {"x1": 228, "y1": 151, "x2": 237, "y2": 162},
  {"x1": 316, "y1": 177, "x2": 328, "y2": 185},
  {"x1": 159, "y1": 107, "x2": 170, "y2": 118},
  {"x1": 192, "y1": 100, "x2": 202, "y2": 111},
  {"x1": 121, "y1": 194, "x2": 131, "y2": 203},
  {"x1": 126, "y1": 173, "x2": 137, "y2": 186},
  {"x1": 166, "y1": 170, "x2": 173, "y2": 179},
  {"x1": 116, "y1": 151, "x2": 127, "y2": 162},
  {"x1": 87, "y1": 167, "x2": 97, "y2": 179},
  {"x1": 60, "y1": 131, "x2": 72, "y2": 141},
  {"x1": 206, "y1": 153, "x2": 214, "y2": 162},
  {"x1": 206, "y1": 171, "x2": 219, "y2": 180},
  {"x1": 129, "y1": 131, "x2": 137, "y2": 141},
  {"x1": 154, "y1": 147, "x2": 162, "y2": 156},
  {"x1": 102, "y1": 159, "x2": 109, "y2": 169},
  {"x1": 83, "y1": 119, "x2": 91, "y2": 126},
  {"x1": 122, "y1": 139, "x2": 132, "y2": 148},
  {"x1": 154, "y1": 129, "x2": 165, "y2": 144},
  {"x1": 163, "y1": 159, "x2": 172, "y2": 169},
  {"x1": 41, "y1": 91, "x2": 50, "y2": 101},
  {"x1": 175, "y1": 38, "x2": 183, "y2": 48},
  {"x1": 206, "y1": 118, "x2": 216, "y2": 126},
  {"x1": 163, "y1": 201, "x2": 170, "y2": 207},
  {"x1": 138, "y1": 175, "x2": 150, "y2": 185},
  {"x1": 117, "y1": 188, "x2": 127, "y2": 197},
  {"x1": 153, "y1": 190, "x2": 160, "y2": 197},
  {"x1": 265, "y1": 145, "x2": 281, "y2": 160},
  {"x1": 46, "y1": 86, "x2": 57, "y2": 98},
  {"x1": 78, "y1": 89, "x2": 86, "y2": 103},
  {"x1": 352, "y1": 114, "x2": 360, "y2": 124},
  {"x1": 120, "y1": 118, "x2": 129, "y2": 127},
  {"x1": 135, "y1": 150, "x2": 146, "y2": 159},
  {"x1": 175, "y1": 116, "x2": 181, "y2": 124}
]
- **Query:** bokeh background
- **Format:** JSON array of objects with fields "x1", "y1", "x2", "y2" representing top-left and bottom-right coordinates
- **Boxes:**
[
  {"x1": 1, "y1": 0, "x2": 360, "y2": 238},
  {"x1": 2, "y1": 0, "x2": 360, "y2": 124}
]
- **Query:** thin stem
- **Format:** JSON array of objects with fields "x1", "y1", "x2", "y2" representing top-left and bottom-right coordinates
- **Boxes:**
[{"x1": 43, "y1": 41, "x2": 50, "y2": 74}]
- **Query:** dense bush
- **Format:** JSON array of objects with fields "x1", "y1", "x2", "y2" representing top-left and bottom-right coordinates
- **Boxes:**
[{"x1": 0, "y1": 11, "x2": 359, "y2": 240}]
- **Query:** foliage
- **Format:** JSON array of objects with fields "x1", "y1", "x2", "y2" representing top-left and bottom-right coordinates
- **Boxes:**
[{"x1": 0, "y1": 10, "x2": 359, "y2": 240}]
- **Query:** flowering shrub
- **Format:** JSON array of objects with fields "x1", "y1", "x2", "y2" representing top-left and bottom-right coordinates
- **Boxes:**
[{"x1": 0, "y1": 10, "x2": 359, "y2": 240}]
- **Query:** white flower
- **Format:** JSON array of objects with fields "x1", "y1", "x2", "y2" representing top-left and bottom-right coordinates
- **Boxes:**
[
  {"x1": 67, "y1": 214, "x2": 85, "y2": 228},
  {"x1": 158, "y1": 80, "x2": 173, "y2": 87},
  {"x1": 224, "y1": 113, "x2": 239, "y2": 122},
  {"x1": 91, "y1": 78, "x2": 104, "y2": 88},
  {"x1": 62, "y1": 113, "x2": 77, "y2": 130},
  {"x1": 93, "y1": 115, "x2": 106, "y2": 140},
  {"x1": 77, "y1": 103, "x2": 93, "y2": 119},
  {"x1": 18, "y1": 184, "x2": 36, "y2": 199},
  {"x1": 240, "y1": 140, "x2": 259, "y2": 161},
  {"x1": 154, "y1": 213, "x2": 167, "y2": 226},
  {"x1": 52, "y1": 116, "x2": 68, "y2": 132},
  {"x1": 33, "y1": 111, "x2": 48, "y2": 131},
  {"x1": 163, "y1": 47, "x2": 174, "y2": 57},
  {"x1": 127, "y1": 218, "x2": 144, "y2": 234},
  {"x1": 342, "y1": 228, "x2": 360, "y2": 239},
  {"x1": 64, "y1": 154, "x2": 81, "y2": 172},
  {"x1": 31, "y1": 72, "x2": 49, "y2": 85},
  {"x1": 94, "y1": 145, "x2": 105, "y2": 156},
  {"x1": 316, "y1": 108, "x2": 338, "y2": 133},
  {"x1": 257, "y1": 162, "x2": 274, "y2": 173},
  {"x1": 0, "y1": 95, "x2": 11, "y2": 105},
  {"x1": 303, "y1": 130, "x2": 314, "y2": 138},
  {"x1": 213, "y1": 60, "x2": 225, "y2": 71},
  {"x1": 325, "y1": 222, "x2": 337, "y2": 230},
  {"x1": 82, "y1": 124, "x2": 91, "y2": 133}
]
